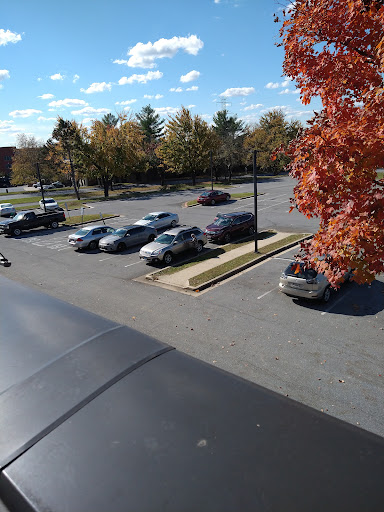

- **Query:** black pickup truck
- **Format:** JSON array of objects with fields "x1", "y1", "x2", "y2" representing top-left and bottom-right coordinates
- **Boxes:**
[{"x1": 0, "y1": 209, "x2": 66, "y2": 236}]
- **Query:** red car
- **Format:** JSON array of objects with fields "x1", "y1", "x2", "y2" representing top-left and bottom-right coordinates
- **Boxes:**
[{"x1": 197, "y1": 190, "x2": 231, "y2": 206}]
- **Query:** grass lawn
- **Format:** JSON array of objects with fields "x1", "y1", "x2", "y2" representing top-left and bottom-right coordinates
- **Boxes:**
[{"x1": 189, "y1": 234, "x2": 307, "y2": 287}]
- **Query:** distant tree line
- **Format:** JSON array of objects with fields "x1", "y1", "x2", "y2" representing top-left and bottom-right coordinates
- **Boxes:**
[{"x1": 11, "y1": 105, "x2": 303, "y2": 197}]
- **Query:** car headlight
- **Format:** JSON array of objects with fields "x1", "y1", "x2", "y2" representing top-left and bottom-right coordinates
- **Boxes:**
[{"x1": 152, "y1": 248, "x2": 163, "y2": 255}]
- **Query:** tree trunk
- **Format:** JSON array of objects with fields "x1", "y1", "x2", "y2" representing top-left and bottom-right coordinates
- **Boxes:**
[
  {"x1": 192, "y1": 170, "x2": 196, "y2": 186},
  {"x1": 68, "y1": 149, "x2": 80, "y2": 200},
  {"x1": 102, "y1": 176, "x2": 109, "y2": 197}
]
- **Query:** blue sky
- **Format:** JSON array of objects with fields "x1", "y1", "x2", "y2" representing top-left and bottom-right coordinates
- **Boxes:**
[{"x1": 1, "y1": 0, "x2": 319, "y2": 147}]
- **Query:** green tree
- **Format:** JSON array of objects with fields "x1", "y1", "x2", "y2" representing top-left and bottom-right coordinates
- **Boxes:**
[
  {"x1": 101, "y1": 113, "x2": 119, "y2": 127},
  {"x1": 81, "y1": 114, "x2": 145, "y2": 197},
  {"x1": 244, "y1": 110, "x2": 302, "y2": 174},
  {"x1": 159, "y1": 106, "x2": 216, "y2": 185},
  {"x1": 11, "y1": 134, "x2": 46, "y2": 185},
  {"x1": 212, "y1": 109, "x2": 245, "y2": 183},
  {"x1": 49, "y1": 117, "x2": 84, "y2": 199},
  {"x1": 136, "y1": 104, "x2": 164, "y2": 142},
  {"x1": 136, "y1": 104, "x2": 164, "y2": 183}
]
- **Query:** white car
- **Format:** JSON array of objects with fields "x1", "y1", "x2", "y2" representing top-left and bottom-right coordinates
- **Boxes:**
[
  {"x1": 135, "y1": 211, "x2": 179, "y2": 230},
  {"x1": 0, "y1": 203, "x2": 16, "y2": 217},
  {"x1": 42, "y1": 184, "x2": 55, "y2": 190},
  {"x1": 39, "y1": 198, "x2": 59, "y2": 210}
]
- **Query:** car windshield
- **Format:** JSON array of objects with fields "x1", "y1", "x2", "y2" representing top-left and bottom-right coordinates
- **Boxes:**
[
  {"x1": 0, "y1": 204, "x2": 12, "y2": 208},
  {"x1": 43, "y1": 199, "x2": 55, "y2": 204},
  {"x1": 12, "y1": 213, "x2": 25, "y2": 221},
  {"x1": 284, "y1": 263, "x2": 318, "y2": 279},
  {"x1": 75, "y1": 228, "x2": 92, "y2": 236},
  {"x1": 114, "y1": 228, "x2": 128, "y2": 236},
  {"x1": 200, "y1": 192, "x2": 210, "y2": 197},
  {"x1": 212, "y1": 217, "x2": 232, "y2": 227},
  {"x1": 155, "y1": 233, "x2": 175, "y2": 244},
  {"x1": 143, "y1": 214, "x2": 157, "y2": 221}
]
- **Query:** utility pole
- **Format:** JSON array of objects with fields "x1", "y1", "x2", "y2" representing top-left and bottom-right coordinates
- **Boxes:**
[
  {"x1": 253, "y1": 150, "x2": 258, "y2": 253},
  {"x1": 210, "y1": 150, "x2": 213, "y2": 191},
  {"x1": 35, "y1": 163, "x2": 46, "y2": 213}
]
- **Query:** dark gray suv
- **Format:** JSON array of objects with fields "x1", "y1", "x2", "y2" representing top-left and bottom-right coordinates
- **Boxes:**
[{"x1": 139, "y1": 226, "x2": 207, "y2": 265}]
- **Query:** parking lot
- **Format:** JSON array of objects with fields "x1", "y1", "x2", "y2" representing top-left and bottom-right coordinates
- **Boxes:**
[{"x1": 1, "y1": 178, "x2": 383, "y2": 438}]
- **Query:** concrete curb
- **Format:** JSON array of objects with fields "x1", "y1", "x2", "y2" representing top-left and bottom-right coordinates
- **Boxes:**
[
  {"x1": 143, "y1": 234, "x2": 313, "y2": 294},
  {"x1": 185, "y1": 234, "x2": 313, "y2": 292}
]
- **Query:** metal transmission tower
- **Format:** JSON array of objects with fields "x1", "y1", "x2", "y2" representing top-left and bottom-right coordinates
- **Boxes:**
[{"x1": 215, "y1": 98, "x2": 232, "y2": 112}]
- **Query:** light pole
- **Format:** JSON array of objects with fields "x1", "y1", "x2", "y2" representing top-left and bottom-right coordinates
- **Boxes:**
[
  {"x1": 210, "y1": 150, "x2": 213, "y2": 190},
  {"x1": 35, "y1": 162, "x2": 46, "y2": 213},
  {"x1": 253, "y1": 150, "x2": 258, "y2": 253}
]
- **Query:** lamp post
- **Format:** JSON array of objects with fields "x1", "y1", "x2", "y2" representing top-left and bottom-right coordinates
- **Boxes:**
[
  {"x1": 210, "y1": 150, "x2": 213, "y2": 191},
  {"x1": 253, "y1": 150, "x2": 258, "y2": 253},
  {"x1": 35, "y1": 162, "x2": 46, "y2": 213}
]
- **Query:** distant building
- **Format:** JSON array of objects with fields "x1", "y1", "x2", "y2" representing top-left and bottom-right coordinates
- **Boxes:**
[{"x1": 0, "y1": 147, "x2": 15, "y2": 178}]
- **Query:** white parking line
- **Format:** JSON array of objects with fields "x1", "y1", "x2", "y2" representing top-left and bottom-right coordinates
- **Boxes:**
[
  {"x1": 321, "y1": 289, "x2": 353, "y2": 316},
  {"x1": 99, "y1": 255, "x2": 116, "y2": 262},
  {"x1": 124, "y1": 261, "x2": 142, "y2": 268},
  {"x1": 257, "y1": 199, "x2": 289, "y2": 211},
  {"x1": 257, "y1": 287, "x2": 278, "y2": 300}
]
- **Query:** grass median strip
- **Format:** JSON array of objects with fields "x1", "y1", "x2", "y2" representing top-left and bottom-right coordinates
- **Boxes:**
[
  {"x1": 189, "y1": 234, "x2": 306, "y2": 287},
  {"x1": 62, "y1": 213, "x2": 115, "y2": 225}
]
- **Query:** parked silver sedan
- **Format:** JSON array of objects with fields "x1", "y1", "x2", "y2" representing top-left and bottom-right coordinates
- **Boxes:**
[
  {"x1": 279, "y1": 261, "x2": 352, "y2": 302},
  {"x1": 99, "y1": 225, "x2": 157, "y2": 252},
  {"x1": 134, "y1": 211, "x2": 179, "y2": 230},
  {"x1": 0, "y1": 203, "x2": 16, "y2": 218},
  {"x1": 68, "y1": 224, "x2": 115, "y2": 250}
]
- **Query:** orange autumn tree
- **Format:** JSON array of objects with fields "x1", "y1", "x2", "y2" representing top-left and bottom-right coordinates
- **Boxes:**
[{"x1": 277, "y1": 0, "x2": 384, "y2": 285}]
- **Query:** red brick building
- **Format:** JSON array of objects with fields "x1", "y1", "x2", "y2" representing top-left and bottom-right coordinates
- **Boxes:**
[{"x1": 0, "y1": 147, "x2": 15, "y2": 178}]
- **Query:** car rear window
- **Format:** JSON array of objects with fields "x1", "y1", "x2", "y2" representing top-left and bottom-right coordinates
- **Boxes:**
[{"x1": 284, "y1": 263, "x2": 317, "y2": 279}]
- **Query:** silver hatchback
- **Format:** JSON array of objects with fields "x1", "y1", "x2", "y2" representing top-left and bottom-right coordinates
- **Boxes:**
[
  {"x1": 68, "y1": 225, "x2": 115, "y2": 250},
  {"x1": 99, "y1": 225, "x2": 157, "y2": 252},
  {"x1": 140, "y1": 226, "x2": 207, "y2": 265},
  {"x1": 279, "y1": 261, "x2": 351, "y2": 302}
]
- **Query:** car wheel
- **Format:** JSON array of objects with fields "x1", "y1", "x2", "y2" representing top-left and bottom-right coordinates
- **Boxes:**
[
  {"x1": 211, "y1": 199, "x2": 216, "y2": 206},
  {"x1": 147, "y1": 234, "x2": 155, "y2": 243},
  {"x1": 12, "y1": 228, "x2": 21, "y2": 236},
  {"x1": 196, "y1": 241, "x2": 203, "y2": 253},
  {"x1": 171, "y1": 220, "x2": 177, "y2": 228},
  {"x1": 322, "y1": 286, "x2": 331, "y2": 303},
  {"x1": 163, "y1": 252, "x2": 173, "y2": 265},
  {"x1": 50, "y1": 221, "x2": 58, "y2": 229},
  {"x1": 224, "y1": 233, "x2": 231, "y2": 244},
  {"x1": 117, "y1": 242, "x2": 126, "y2": 251},
  {"x1": 248, "y1": 226, "x2": 255, "y2": 236},
  {"x1": 226, "y1": 194, "x2": 231, "y2": 201},
  {"x1": 88, "y1": 240, "x2": 97, "y2": 250}
]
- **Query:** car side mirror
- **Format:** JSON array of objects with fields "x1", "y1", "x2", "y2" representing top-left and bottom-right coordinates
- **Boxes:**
[{"x1": 173, "y1": 240, "x2": 178, "y2": 245}]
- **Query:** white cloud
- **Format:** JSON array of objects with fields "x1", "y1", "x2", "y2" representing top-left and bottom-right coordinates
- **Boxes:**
[
  {"x1": 38, "y1": 93, "x2": 54, "y2": 100},
  {"x1": 37, "y1": 116, "x2": 56, "y2": 122},
  {"x1": 219, "y1": 87, "x2": 255, "y2": 97},
  {"x1": 49, "y1": 98, "x2": 88, "y2": 108},
  {"x1": 115, "y1": 99, "x2": 137, "y2": 105},
  {"x1": 186, "y1": 85, "x2": 198, "y2": 91},
  {"x1": 214, "y1": 0, "x2": 220, "y2": 3},
  {"x1": 0, "y1": 70, "x2": 10, "y2": 81},
  {"x1": 120, "y1": 35, "x2": 204, "y2": 69},
  {"x1": 265, "y1": 82, "x2": 279, "y2": 89},
  {"x1": 279, "y1": 88, "x2": 291, "y2": 95},
  {"x1": 0, "y1": 120, "x2": 17, "y2": 132},
  {"x1": 281, "y1": 77, "x2": 293, "y2": 87},
  {"x1": 180, "y1": 70, "x2": 200, "y2": 83},
  {"x1": 71, "y1": 106, "x2": 110, "y2": 116},
  {"x1": 9, "y1": 109, "x2": 42, "y2": 118},
  {"x1": 0, "y1": 29, "x2": 22, "y2": 46},
  {"x1": 50, "y1": 73, "x2": 64, "y2": 81},
  {"x1": 118, "y1": 71, "x2": 163, "y2": 85},
  {"x1": 143, "y1": 94, "x2": 163, "y2": 99},
  {"x1": 73, "y1": 74, "x2": 80, "y2": 83},
  {"x1": 154, "y1": 106, "x2": 180, "y2": 116},
  {"x1": 243, "y1": 103, "x2": 263, "y2": 111},
  {"x1": 81, "y1": 82, "x2": 112, "y2": 94},
  {"x1": 170, "y1": 87, "x2": 183, "y2": 93}
]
